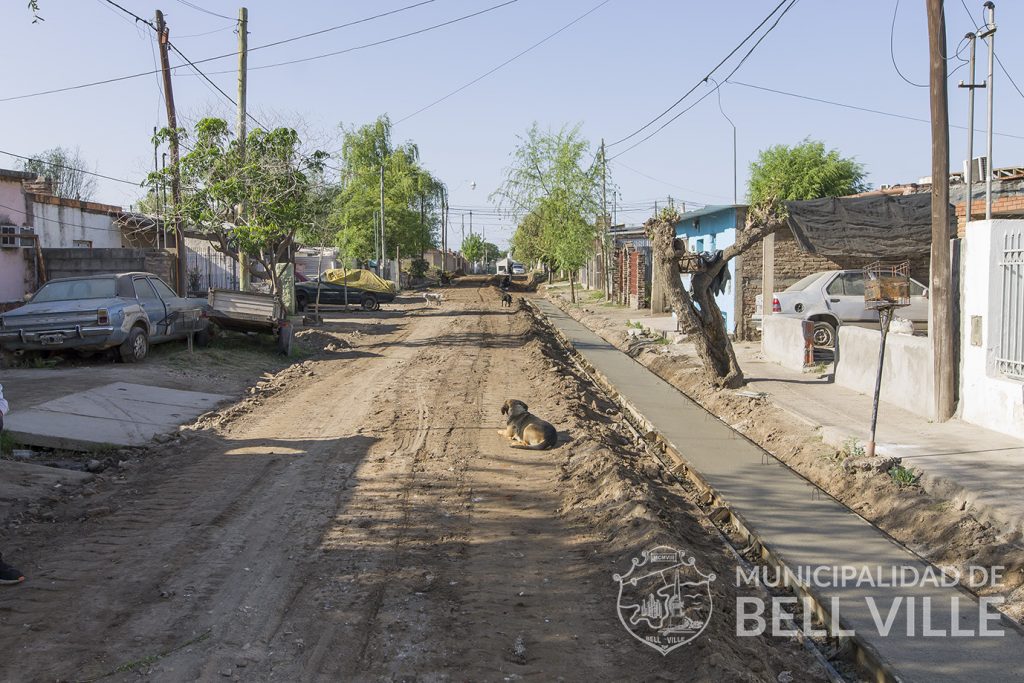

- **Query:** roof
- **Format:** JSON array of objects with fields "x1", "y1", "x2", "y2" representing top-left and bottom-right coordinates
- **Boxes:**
[
  {"x1": 0, "y1": 168, "x2": 36, "y2": 182},
  {"x1": 28, "y1": 193, "x2": 123, "y2": 214},
  {"x1": 675, "y1": 204, "x2": 747, "y2": 222}
]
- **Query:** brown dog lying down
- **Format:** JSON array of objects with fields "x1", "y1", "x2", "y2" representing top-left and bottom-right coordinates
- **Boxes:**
[{"x1": 499, "y1": 399, "x2": 557, "y2": 450}]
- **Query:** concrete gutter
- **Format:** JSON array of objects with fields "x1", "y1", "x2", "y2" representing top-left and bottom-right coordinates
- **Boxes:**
[{"x1": 532, "y1": 298, "x2": 1024, "y2": 683}]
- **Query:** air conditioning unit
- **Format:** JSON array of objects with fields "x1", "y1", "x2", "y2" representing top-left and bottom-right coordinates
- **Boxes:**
[{"x1": 963, "y1": 156, "x2": 990, "y2": 181}]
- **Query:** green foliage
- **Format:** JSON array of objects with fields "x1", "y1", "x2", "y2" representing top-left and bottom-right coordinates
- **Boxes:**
[
  {"x1": 21, "y1": 147, "x2": 97, "y2": 200},
  {"x1": 461, "y1": 233, "x2": 485, "y2": 263},
  {"x1": 28, "y1": 0, "x2": 43, "y2": 23},
  {"x1": 494, "y1": 123, "x2": 601, "y2": 275},
  {"x1": 842, "y1": 438, "x2": 866, "y2": 458},
  {"x1": 330, "y1": 116, "x2": 444, "y2": 263},
  {"x1": 147, "y1": 118, "x2": 327, "y2": 296},
  {"x1": 747, "y1": 138, "x2": 868, "y2": 212},
  {"x1": 888, "y1": 465, "x2": 919, "y2": 488},
  {"x1": 409, "y1": 258, "x2": 429, "y2": 279}
]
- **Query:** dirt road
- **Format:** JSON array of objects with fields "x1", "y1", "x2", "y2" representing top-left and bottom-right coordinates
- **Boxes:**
[{"x1": 0, "y1": 286, "x2": 823, "y2": 681}]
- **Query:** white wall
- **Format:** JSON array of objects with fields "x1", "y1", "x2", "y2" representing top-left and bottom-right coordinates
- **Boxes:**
[
  {"x1": 834, "y1": 325, "x2": 935, "y2": 420},
  {"x1": 761, "y1": 315, "x2": 810, "y2": 371},
  {"x1": 34, "y1": 203, "x2": 122, "y2": 248},
  {"x1": 960, "y1": 220, "x2": 1024, "y2": 440}
]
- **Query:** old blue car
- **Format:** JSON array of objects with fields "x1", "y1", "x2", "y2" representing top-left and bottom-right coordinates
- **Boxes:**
[{"x1": 0, "y1": 272, "x2": 210, "y2": 362}]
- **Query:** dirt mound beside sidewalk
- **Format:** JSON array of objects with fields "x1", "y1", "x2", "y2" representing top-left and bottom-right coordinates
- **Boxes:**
[
  {"x1": 513, "y1": 306, "x2": 829, "y2": 681},
  {"x1": 550, "y1": 294, "x2": 1024, "y2": 625}
]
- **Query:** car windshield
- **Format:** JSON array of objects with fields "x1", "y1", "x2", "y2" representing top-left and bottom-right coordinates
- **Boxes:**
[
  {"x1": 31, "y1": 277, "x2": 117, "y2": 303},
  {"x1": 785, "y1": 273, "x2": 825, "y2": 292}
]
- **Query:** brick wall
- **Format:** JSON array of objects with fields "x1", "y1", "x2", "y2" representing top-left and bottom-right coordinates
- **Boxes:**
[
  {"x1": 955, "y1": 193, "x2": 1024, "y2": 232},
  {"x1": 738, "y1": 229, "x2": 930, "y2": 340}
]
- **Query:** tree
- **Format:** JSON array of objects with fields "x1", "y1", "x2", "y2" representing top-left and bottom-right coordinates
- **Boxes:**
[
  {"x1": 649, "y1": 138, "x2": 865, "y2": 388},
  {"x1": 493, "y1": 123, "x2": 601, "y2": 302},
  {"x1": 461, "y1": 233, "x2": 485, "y2": 264},
  {"x1": 747, "y1": 138, "x2": 868, "y2": 209},
  {"x1": 21, "y1": 147, "x2": 98, "y2": 200},
  {"x1": 147, "y1": 118, "x2": 327, "y2": 297},
  {"x1": 331, "y1": 116, "x2": 444, "y2": 264}
]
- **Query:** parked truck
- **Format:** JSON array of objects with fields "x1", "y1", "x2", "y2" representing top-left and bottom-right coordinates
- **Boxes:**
[{"x1": 206, "y1": 289, "x2": 294, "y2": 355}]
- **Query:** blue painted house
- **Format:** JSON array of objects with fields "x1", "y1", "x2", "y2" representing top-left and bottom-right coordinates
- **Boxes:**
[{"x1": 673, "y1": 204, "x2": 747, "y2": 335}]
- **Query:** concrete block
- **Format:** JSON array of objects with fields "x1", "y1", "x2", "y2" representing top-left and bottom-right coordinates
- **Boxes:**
[
  {"x1": 834, "y1": 325, "x2": 934, "y2": 420},
  {"x1": 4, "y1": 382, "x2": 229, "y2": 450},
  {"x1": 760, "y1": 315, "x2": 809, "y2": 371}
]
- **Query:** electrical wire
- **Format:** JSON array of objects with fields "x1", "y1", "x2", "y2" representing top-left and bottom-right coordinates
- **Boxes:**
[
  {"x1": 1, "y1": 0, "x2": 478, "y2": 103},
  {"x1": 890, "y1": 0, "x2": 928, "y2": 87},
  {"x1": 0, "y1": 149, "x2": 143, "y2": 186},
  {"x1": 728, "y1": 80, "x2": 1024, "y2": 140},
  {"x1": 607, "y1": 0, "x2": 789, "y2": 148},
  {"x1": 609, "y1": 0, "x2": 800, "y2": 160},
  {"x1": 958, "y1": 0, "x2": 1024, "y2": 101},
  {"x1": 173, "y1": 0, "x2": 234, "y2": 22},
  {"x1": 394, "y1": 0, "x2": 610, "y2": 124},
  {"x1": 610, "y1": 161, "x2": 732, "y2": 201}
]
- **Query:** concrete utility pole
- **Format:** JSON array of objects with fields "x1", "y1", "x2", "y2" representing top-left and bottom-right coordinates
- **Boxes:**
[
  {"x1": 981, "y1": 1, "x2": 997, "y2": 219},
  {"x1": 154, "y1": 10, "x2": 187, "y2": 296},
  {"x1": 601, "y1": 138, "x2": 609, "y2": 297},
  {"x1": 926, "y1": 0, "x2": 956, "y2": 422},
  {"x1": 236, "y1": 7, "x2": 250, "y2": 291},
  {"x1": 958, "y1": 32, "x2": 981, "y2": 224}
]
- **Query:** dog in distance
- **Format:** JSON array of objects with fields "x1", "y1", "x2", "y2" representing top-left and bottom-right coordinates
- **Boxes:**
[{"x1": 423, "y1": 292, "x2": 443, "y2": 306}]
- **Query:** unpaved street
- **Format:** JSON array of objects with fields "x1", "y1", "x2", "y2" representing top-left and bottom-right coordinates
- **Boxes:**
[{"x1": 0, "y1": 285, "x2": 822, "y2": 682}]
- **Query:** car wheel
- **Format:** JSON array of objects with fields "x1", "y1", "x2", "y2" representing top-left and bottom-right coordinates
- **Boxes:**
[
  {"x1": 812, "y1": 320, "x2": 837, "y2": 348},
  {"x1": 362, "y1": 295, "x2": 377, "y2": 311},
  {"x1": 119, "y1": 327, "x2": 149, "y2": 363}
]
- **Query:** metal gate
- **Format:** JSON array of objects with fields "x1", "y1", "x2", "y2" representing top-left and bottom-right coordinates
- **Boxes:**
[
  {"x1": 997, "y1": 224, "x2": 1024, "y2": 380},
  {"x1": 187, "y1": 244, "x2": 238, "y2": 295}
]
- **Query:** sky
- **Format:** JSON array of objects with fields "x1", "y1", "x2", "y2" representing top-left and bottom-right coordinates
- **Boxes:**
[{"x1": 1, "y1": 0, "x2": 1022, "y2": 250}]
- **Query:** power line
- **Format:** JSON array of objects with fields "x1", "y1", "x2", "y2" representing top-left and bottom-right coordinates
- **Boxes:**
[
  {"x1": 889, "y1": 0, "x2": 927, "y2": 88},
  {"x1": 609, "y1": 0, "x2": 800, "y2": 160},
  {"x1": 610, "y1": 161, "x2": 731, "y2": 201},
  {"x1": 173, "y1": 0, "x2": 234, "y2": 22},
  {"x1": 395, "y1": 0, "x2": 610, "y2": 124},
  {"x1": 0, "y1": 149, "x2": 143, "y2": 186},
  {"x1": 204, "y1": 0, "x2": 519, "y2": 76},
  {"x1": 0, "y1": 0, "x2": 481, "y2": 103},
  {"x1": 607, "y1": 0, "x2": 789, "y2": 148},
  {"x1": 729, "y1": 80, "x2": 1024, "y2": 140},
  {"x1": 958, "y1": 0, "x2": 1024, "y2": 101}
]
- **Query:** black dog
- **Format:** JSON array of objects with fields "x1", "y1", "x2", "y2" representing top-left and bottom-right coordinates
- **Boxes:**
[{"x1": 501, "y1": 292, "x2": 513, "y2": 307}]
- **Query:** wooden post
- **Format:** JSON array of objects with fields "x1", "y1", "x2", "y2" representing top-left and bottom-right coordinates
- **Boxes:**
[
  {"x1": 155, "y1": 10, "x2": 187, "y2": 296},
  {"x1": 237, "y1": 7, "x2": 250, "y2": 291},
  {"x1": 761, "y1": 232, "x2": 775, "y2": 321},
  {"x1": 927, "y1": 0, "x2": 956, "y2": 421}
]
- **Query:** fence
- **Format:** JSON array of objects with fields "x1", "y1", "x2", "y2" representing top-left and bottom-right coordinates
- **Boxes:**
[
  {"x1": 997, "y1": 223, "x2": 1024, "y2": 380},
  {"x1": 186, "y1": 244, "x2": 238, "y2": 295}
]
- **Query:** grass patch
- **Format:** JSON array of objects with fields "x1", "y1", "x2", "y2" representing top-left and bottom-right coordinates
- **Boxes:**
[
  {"x1": 625, "y1": 320, "x2": 645, "y2": 330},
  {"x1": 652, "y1": 336, "x2": 671, "y2": 346},
  {"x1": 0, "y1": 431, "x2": 14, "y2": 456}
]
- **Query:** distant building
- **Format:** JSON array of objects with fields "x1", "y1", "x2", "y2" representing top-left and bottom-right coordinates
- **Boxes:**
[{"x1": 673, "y1": 205, "x2": 746, "y2": 335}]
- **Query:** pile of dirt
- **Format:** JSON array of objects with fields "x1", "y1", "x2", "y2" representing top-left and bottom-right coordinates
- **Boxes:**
[
  {"x1": 509, "y1": 306, "x2": 830, "y2": 681},
  {"x1": 549, "y1": 293, "x2": 1024, "y2": 624}
]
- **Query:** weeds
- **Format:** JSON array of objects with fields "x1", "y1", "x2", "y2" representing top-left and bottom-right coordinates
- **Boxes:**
[
  {"x1": 625, "y1": 320, "x2": 645, "y2": 330},
  {"x1": 842, "y1": 438, "x2": 866, "y2": 458},
  {"x1": 0, "y1": 431, "x2": 14, "y2": 456},
  {"x1": 888, "y1": 465, "x2": 919, "y2": 488}
]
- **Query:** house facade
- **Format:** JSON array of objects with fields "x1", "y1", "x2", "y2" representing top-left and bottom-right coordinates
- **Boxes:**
[
  {"x1": 0, "y1": 169, "x2": 36, "y2": 304},
  {"x1": 674, "y1": 205, "x2": 746, "y2": 335}
]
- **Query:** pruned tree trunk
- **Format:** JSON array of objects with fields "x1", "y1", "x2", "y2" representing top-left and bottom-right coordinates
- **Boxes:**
[
  {"x1": 570, "y1": 272, "x2": 576, "y2": 304},
  {"x1": 646, "y1": 207, "x2": 783, "y2": 389}
]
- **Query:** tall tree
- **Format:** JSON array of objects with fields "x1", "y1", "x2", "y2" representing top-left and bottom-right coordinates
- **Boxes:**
[
  {"x1": 747, "y1": 138, "x2": 868, "y2": 208},
  {"x1": 331, "y1": 116, "x2": 444, "y2": 263},
  {"x1": 649, "y1": 138, "x2": 866, "y2": 387},
  {"x1": 147, "y1": 118, "x2": 327, "y2": 296},
  {"x1": 493, "y1": 123, "x2": 601, "y2": 302},
  {"x1": 21, "y1": 147, "x2": 98, "y2": 200}
]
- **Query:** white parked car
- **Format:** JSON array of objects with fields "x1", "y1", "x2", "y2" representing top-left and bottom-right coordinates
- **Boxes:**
[{"x1": 759, "y1": 270, "x2": 929, "y2": 348}]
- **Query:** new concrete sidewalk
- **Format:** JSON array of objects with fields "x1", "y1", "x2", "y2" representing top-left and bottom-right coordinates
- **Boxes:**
[
  {"x1": 576, "y1": 297, "x2": 1024, "y2": 535},
  {"x1": 536, "y1": 298, "x2": 1024, "y2": 683}
]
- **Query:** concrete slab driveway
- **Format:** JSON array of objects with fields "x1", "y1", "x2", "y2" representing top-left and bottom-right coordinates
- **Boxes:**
[{"x1": 5, "y1": 382, "x2": 229, "y2": 450}]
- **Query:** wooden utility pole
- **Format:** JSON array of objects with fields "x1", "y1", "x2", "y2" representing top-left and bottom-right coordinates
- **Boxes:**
[
  {"x1": 237, "y1": 6, "x2": 250, "y2": 291},
  {"x1": 155, "y1": 10, "x2": 187, "y2": 295},
  {"x1": 927, "y1": 0, "x2": 956, "y2": 421}
]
